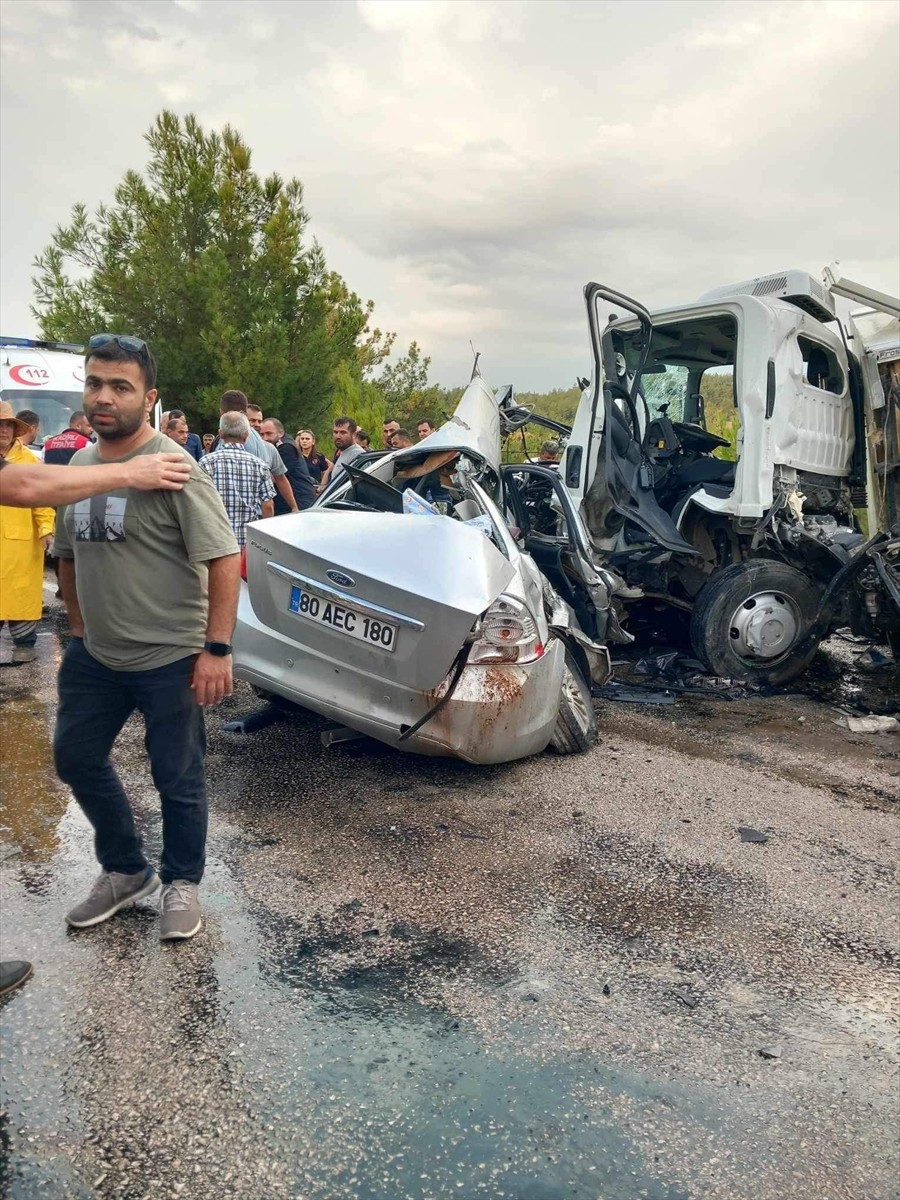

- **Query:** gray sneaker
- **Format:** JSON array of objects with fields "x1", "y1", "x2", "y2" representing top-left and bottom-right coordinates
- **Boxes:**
[
  {"x1": 159, "y1": 881, "x2": 202, "y2": 941},
  {"x1": 11, "y1": 645, "x2": 36, "y2": 665},
  {"x1": 66, "y1": 867, "x2": 160, "y2": 928}
]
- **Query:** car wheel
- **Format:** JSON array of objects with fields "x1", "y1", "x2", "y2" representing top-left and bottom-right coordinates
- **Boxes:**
[
  {"x1": 690, "y1": 560, "x2": 821, "y2": 684},
  {"x1": 549, "y1": 650, "x2": 598, "y2": 754}
]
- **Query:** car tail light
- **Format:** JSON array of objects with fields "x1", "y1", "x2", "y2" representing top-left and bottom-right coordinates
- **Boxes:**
[
  {"x1": 240, "y1": 546, "x2": 248, "y2": 581},
  {"x1": 468, "y1": 594, "x2": 544, "y2": 665}
]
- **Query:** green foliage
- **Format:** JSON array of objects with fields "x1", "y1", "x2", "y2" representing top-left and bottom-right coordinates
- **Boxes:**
[
  {"x1": 327, "y1": 362, "x2": 386, "y2": 444},
  {"x1": 372, "y1": 343, "x2": 471, "y2": 443},
  {"x1": 502, "y1": 386, "x2": 581, "y2": 462},
  {"x1": 700, "y1": 372, "x2": 741, "y2": 461},
  {"x1": 31, "y1": 111, "x2": 392, "y2": 431},
  {"x1": 377, "y1": 341, "x2": 430, "y2": 414}
]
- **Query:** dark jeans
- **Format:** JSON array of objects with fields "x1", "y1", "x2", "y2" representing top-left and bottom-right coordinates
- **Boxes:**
[{"x1": 54, "y1": 639, "x2": 208, "y2": 885}]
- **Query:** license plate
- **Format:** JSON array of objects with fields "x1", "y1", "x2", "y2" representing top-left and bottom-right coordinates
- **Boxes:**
[{"x1": 289, "y1": 586, "x2": 397, "y2": 652}]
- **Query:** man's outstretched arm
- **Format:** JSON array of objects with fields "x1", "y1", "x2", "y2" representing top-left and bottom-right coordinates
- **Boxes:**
[
  {"x1": 0, "y1": 453, "x2": 191, "y2": 508},
  {"x1": 191, "y1": 553, "x2": 241, "y2": 707}
]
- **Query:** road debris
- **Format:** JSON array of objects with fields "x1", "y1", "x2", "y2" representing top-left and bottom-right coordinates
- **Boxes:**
[
  {"x1": 670, "y1": 987, "x2": 699, "y2": 1010},
  {"x1": 844, "y1": 714, "x2": 900, "y2": 734},
  {"x1": 738, "y1": 827, "x2": 770, "y2": 844},
  {"x1": 594, "y1": 682, "x2": 676, "y2": 705},
  {"x1": 222, "y1": 702, "x2": 287, "y2": 735},
  {"x1": 321, "y1": 725, "x2": 365, "y2": 747}
]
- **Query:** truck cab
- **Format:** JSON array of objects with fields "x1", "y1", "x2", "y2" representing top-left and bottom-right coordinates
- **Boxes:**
[{"x1": 563, "y1": 271, "x2": 899, "y2": 681}]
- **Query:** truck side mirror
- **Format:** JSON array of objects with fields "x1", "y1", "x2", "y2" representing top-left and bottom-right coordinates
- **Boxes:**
[{"x1": 565, "y1": 445, "x2": 583, "y2": 488}]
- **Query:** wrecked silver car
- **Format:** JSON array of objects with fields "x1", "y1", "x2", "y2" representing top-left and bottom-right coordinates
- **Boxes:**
[{"x1": 233, "y1": 374, "x2": 628, "y2": 764}]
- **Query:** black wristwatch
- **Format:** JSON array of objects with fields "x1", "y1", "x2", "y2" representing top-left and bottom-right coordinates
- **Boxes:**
[{"x1": 203, "y1": 641, "x2": 233, "y2": 657}]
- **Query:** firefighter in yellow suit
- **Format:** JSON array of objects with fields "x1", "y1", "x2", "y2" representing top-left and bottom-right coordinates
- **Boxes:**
[{"x1": 0, "y1": 401, "x2": 54, "y2": 664}]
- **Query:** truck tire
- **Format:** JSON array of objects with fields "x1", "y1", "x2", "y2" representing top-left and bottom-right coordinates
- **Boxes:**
[
  {"x1": 549, "y1": 650, "x2": 598, "y2": 754},
  {"x1": 690, "y1": 560, "x2": 821, "y2": 684}
]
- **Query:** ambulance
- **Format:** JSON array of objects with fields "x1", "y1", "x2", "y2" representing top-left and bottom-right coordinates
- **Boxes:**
[{"x1": 0, "y1": 337, "x2": 86, "y2": 448}]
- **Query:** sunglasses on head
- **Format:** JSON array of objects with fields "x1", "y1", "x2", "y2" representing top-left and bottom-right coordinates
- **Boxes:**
[{"x1": 88, "y1": 333, "x2": 149, "y2": 355}]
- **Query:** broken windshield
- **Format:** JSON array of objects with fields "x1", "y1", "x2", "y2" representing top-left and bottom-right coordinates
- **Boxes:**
[{"x1": 641, "y1": 365, "x2": 690, "y2": 422}]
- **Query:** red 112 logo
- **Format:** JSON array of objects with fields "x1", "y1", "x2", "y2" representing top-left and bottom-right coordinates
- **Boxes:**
[{"x1": 9, "y1": 365, "x2": 51, "y2": 386}]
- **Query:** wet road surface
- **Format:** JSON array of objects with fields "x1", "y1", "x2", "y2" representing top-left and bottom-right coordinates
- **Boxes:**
[{"x1": 1, "y1": 608, "x2": 898, "y2": 1199}]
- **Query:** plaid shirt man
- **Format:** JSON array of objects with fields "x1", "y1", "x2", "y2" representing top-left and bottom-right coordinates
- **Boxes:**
[{"x1": 198, "y1": 441, "x2": 276, "y2": 547}]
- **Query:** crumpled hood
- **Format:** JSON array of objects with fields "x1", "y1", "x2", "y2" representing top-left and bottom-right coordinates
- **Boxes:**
[{"x1": 392, "y1": 373, "x2": 501, "y2": 475}]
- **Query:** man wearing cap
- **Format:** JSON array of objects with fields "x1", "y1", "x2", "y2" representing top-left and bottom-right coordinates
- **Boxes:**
[{"x1": 0, "y1": 402, "x2": 54, "y2": 664}]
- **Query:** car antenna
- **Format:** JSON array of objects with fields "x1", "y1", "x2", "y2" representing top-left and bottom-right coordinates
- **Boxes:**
[{"x1": 469, "y1": 341, "x2": 481, "y2": 380}]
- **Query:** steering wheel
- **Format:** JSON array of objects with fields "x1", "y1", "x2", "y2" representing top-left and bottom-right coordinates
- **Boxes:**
[{"x1": 672, "y1": 421, "x2": 731, "y2": 452}]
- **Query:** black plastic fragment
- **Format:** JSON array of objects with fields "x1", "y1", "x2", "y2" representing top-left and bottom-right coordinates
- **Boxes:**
[{"x1": 670, "y1": 987, "x2": 699, "y2": 1009}]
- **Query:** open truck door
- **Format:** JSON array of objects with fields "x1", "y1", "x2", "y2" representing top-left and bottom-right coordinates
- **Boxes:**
[{"x1": 565, "y1": 283, "x2": 697, "y2": 556}]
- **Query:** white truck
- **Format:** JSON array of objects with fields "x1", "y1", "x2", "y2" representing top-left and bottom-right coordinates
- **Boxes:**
[
  {"x1": 0, "y1": 336, "x2": 86, "y2": 447},
  {"x1": 560, "y1": 268, "x2": 899, "y2": 681}
]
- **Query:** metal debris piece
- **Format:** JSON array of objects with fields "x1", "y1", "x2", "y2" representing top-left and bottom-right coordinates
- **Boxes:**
[
  {"x1": 856, "y1": 647, "x2": 893, "y2": 671},
  {"x1": 738, "y1": 826, "x2": 770, "y2": 844},
  {"x1": 759, "y1": 1045, "x2": 783, "y2": 1060},
  {"x1": 633, "y1": 650, "x2": 680, "y2": 677},
  {"x1": 594, "y1": 682, "x2": 676, "y2": 705},
  {"x1": 670, "y1": 987, "x2": 699, "y2": 1010},
  {"x1": 320, "y1": 725, "x2": 365, "y2": 747},
  {"x1": 845, "y1": 714, "x2": 900, "y2": 734}
]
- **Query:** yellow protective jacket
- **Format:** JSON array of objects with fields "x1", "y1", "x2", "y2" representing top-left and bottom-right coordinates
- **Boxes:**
[{"x1": 0, "y1": 440, "x2": 55, "y2": 621}]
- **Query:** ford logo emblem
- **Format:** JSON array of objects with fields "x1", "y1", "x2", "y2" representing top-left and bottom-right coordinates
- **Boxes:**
[{"x1": 326, "y1": 569, "x2": 356, "y2": 588}]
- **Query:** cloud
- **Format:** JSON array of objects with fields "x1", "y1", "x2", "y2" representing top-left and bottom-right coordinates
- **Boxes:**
[
  {"x1": 0, "y1": 0, "x2": 897, "y2": 389},
  {"x1": 358, "y1": 0, "x2": 524, "y2": 42}
]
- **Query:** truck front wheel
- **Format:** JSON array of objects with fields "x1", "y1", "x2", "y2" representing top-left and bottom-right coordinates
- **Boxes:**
[{"x1": 690, "y1": 560, "x2": 822, "y2": 684}]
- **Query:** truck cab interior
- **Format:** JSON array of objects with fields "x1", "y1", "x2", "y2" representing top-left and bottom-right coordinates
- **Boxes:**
[{"x1": 612, "y1": 312, "x2": 739, "y2": 523}]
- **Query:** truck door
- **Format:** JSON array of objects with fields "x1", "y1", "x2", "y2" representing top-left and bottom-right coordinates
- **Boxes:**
[{"x1": 570, "y1": 282, "x2": 696, "y2": 555}]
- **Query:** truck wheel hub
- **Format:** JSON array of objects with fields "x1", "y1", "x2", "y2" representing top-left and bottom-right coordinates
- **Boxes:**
[{"x1": 728, "y1": 590, "x2": 800, "y2": 661}]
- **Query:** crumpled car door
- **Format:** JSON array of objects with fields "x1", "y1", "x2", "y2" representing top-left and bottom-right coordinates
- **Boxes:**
[{"x1": 501, "y1": 462, "x2": 630, "y2": 645}]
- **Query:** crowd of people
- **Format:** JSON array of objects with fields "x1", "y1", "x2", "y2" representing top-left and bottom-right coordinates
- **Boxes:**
[
  {"x1": 155, "y1": 398, "x2": 441, "y2": 548},
  {"x1": 0, "y1": 336, "x2": 449, "y2": 997}
]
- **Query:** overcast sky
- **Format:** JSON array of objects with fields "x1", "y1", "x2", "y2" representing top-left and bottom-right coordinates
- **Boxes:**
[{"x1": 1, "y1": 0, "x2": 898, "y2": 390}]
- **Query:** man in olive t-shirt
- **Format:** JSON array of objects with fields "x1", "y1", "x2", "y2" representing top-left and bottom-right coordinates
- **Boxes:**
[{"x1": 53, "y1": 335, "x2": 240, "y2": 941}]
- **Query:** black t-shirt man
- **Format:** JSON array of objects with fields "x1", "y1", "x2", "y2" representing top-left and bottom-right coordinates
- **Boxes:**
[{"x1": 259, "y1": 421, "x2": 315, "y2": 512}]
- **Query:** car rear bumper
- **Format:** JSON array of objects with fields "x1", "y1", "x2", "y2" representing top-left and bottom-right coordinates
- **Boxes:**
[{"x1": 233, "y1": 584, "x2": 564, "y2": 764}]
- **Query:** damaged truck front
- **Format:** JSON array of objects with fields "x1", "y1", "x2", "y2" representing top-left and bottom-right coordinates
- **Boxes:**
[{"x1": 562, "y1": 271, "x2": 900, "y2": 682}]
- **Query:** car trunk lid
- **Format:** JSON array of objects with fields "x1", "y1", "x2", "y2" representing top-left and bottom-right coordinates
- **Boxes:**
[{"x1": 245, "y1": 509, "x2": 516, "y2": 691}]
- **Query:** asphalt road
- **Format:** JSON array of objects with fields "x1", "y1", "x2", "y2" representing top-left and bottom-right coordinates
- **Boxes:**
[{"x1": 1, "y1": 607, "x2": 898, "y2": 1200}]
